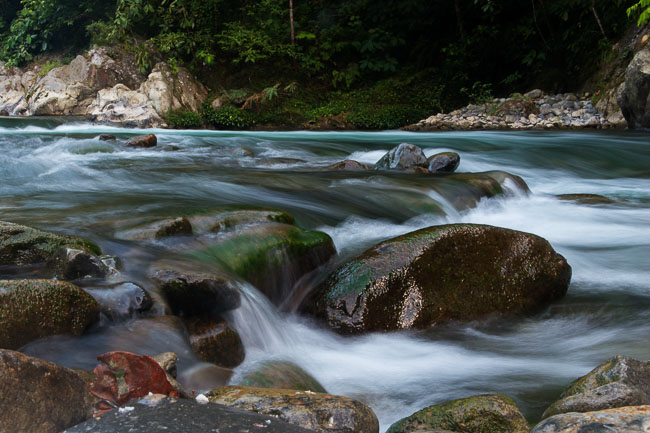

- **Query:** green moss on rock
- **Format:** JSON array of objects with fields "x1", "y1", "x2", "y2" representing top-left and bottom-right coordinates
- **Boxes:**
[
  {"x1": 187, "y1": 208, "x2": 296, "y2": 234},
  {"x1": 240, "y1": 361, "x2": 327, "y2": 393},
  {"x1": 0, "y1": 279, "x2": 99, "y2": 349}
]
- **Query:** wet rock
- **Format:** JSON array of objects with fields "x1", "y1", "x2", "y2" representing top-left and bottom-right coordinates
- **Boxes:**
[
  {"x1": 150, "y1": 260, "x2": 241, "y2": 316},
  {"x1": 115, "y1": 217, "x2": 193, "y2": 240},
  {"x1": 241, "y1": 361, "x2": 327, "y2": 393},
  {"x1": 187, "y1": 223, "x2": 336, "y2": 304},
  {"x1": 232, "y1": 146, "x2": 255, "y2": 157},
  {"x1": 64, "y1": 395, "x2": 316, "y2": 433},
  {"x1": 543, "y1": 355, "x2": 650, "y2": 418},
  {"x1": 532, "y1": 405, "x2": 650, "y2": 433},
  {"x1": 304, "y1": 224, "x2": 570, "y2": 334},
  {"x1": 153, "y1": 352, "x2": 178, "y2": 378},
  {"x1": 324, "y1": 160, "x2": 370, "y2": 171},
  {"x1": 98, "y1": 134, "x2": 116, "y2": 141},
  {"x1": 556, "y1": 193, "x2": 620, "y2": 205},
  {"x1": 375, "y1": 143, "x2": 428, "y2": 170},
  {"x1": 0, "y1": 221, "x2": 104, "y2": 279},
  {"x1": 427, "y1": 152, "x2": 460, "y2": 173},
  {"x1": 617, "y1": 49, "x2": 650, "y2": 129},
  {"x1": 480, "y1": 170, "x2": 530, "y2": 193},
  {"x1": 0, "y1": 349, "x2": 95, "y2": 433},
  {"x1": 85, "y1": 282, "x2": 153, "y2": 321},
  {"x1": 207, "y1": 386, "x2": 379, "y2": 433},
  {"x1": 187, "y1": 208, "x2": 295, "y2": 234},
  {"x1": 387, "y1": 394, "x2": 529, "y2": 433},
  {"x1": 179, "y1": 362, "x2": 234, "y2": 395},
  {"x1": 184, "y1": 316, "x2": 245, "y2": 368},
  {"x1": 125, "y1": 133, "x2": 157, "y2": 148},
  {"x1": 0, "y1": 279, "x2": 99, "y2": 349}
]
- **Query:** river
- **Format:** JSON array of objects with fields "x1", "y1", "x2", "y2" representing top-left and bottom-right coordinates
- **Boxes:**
[{"x1": 1, "y1": 118, "x2": 649, "y2": 431}]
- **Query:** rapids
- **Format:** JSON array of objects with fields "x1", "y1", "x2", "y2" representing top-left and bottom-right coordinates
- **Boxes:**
[{"x1": 1, "y1": 118, "x2": 649, "y2": 430}]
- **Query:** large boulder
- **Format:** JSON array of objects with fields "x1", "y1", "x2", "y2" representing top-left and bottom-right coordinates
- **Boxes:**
[
  {"x1": 304, "y1": 224, "x2": 570, "y2": 334},
  {"x1": 532, "y1": 405, "x2": 650, "y2": 433},
  {"x1": 87, "y1": 83, "x2": 164, "y2": 127},
  {"x1": 617, "y1": 49, "x2": 650, "y2": 129},
  {"x1": 375, "y1": 143, "x2": 428, "y2": 170},
  {"x1": 240, "y1": 361, "x2": 327, "y2": 393},
  {"x1": 207, "y1": 386, "x2": 379, "y2": 433},
  {"x1": 64, "y1": 395, "x2": 316, "y2": 433},
  {"x1": 184, "y1": 316, "x2": 245, "y2": 368},
  {"x1": 0, "y1": 221, "x2": 106, "y2": 280},
  {"x1": 427, "y1": 152, "x2": 461, "y2": 173},
  {"x1": 543, "y1": 355, "x2": 650, "y2": 418},
  {"x1": 0, "y1": 279, "x2": 99, "y2": 349},
  {"x1": 0, "y1": 349, "x2": 95, "y2": 433},
  {"x1": 387, "y1": 394, "x2": 529, "y2": 433}
]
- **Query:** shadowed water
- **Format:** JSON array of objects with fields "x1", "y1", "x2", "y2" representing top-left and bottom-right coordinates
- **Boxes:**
[{"x1": 1, "y1": 120, "x2": 649, "y2": 430}]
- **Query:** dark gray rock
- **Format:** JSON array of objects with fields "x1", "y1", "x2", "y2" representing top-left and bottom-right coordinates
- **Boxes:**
[
  {"x1": 98, "y1": 134, "x2": 116, "y2": 141},
  {"x1": 375, "y1": 143, "x2": 427, "y2": 170},
  {"x1": 85, "y1": 282, "x2": 153, "y2": 321},
  {"x1": 618, "y1": 49, "x2": 650, "y2": 129},
  {"x1": 64, "y1": 395, "x2": 316, "y2": 432},
  {"x1": 427, "y1": 152, "x2": 460, "y2": 173}
]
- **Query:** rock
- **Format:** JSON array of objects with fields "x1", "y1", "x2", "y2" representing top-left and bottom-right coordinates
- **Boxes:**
[
  {"x1": 0, "y1": 221, "x2": 104, "y2": 279},
  {"x1": 0, "y1": 349, "x2": 95, "y2": 433},
  {"x1": 184, "y1": 316, "x2": 245, "y2": 368},
  {"x1": 187, "y1": 208, "x2": 295, "y2": 234},
  {"x1": 532, "y1": 405, "x2": 650, "y2": 433},
  {"x1": 232, "y1": 146, "x2": 254, "y2": 157},
  {"x1": 618, "y1": 49, "x2": 650, "y2": 129},
  {"x1": 98, "y1": 134, "x2": 116, "y2": 141},
  {"x1": 153, "y1": 352, "x2": 178, "y2": 378},
  {"x1": 304, "y1": 224, "x2": 570, "y2": 334},
  {"x1": 241, "y1": 361, "x2": 327, "y2": 393},
  {"x1": 426, "y1": 152, "x2": 461, "y2": 173},
  {"x1": 64, "y1": 395, "x2": 316, "y2": 433},
  {"x1": 150, "y1": 260, "x2": 241, "y2": 316},
  {"x1": 207, "y1": 386, "x2": 379, "y2": 433},
  {"x1": 115, "y1": 217, "x2": 192, "y2": 240},
  {"x1": 324, "y1": 160, "x2": 370, "y2": 171},
  {"x1": 0, "y1": 279, "x2": 99, "y2": 349},
  {"x1": 187, "y1": 223, "x2": 336, "y2": 304},
  {"x1": 387, "y1": 394, "x2": 529, "y2": 433},
  {"x1": 85, "y1": 282, "x2": 153, "y2": 321},
  {"x1": 556, "y1": 194, "x2": 619, "y2": 205},
  {"x1": 88, "y1": 83, "x2": 164, "y2": 127},
  {"x1": 125, "y1": 134, "x2": 157, "y2": 148},
  {"x1": 375, "y1": 143, "x2": 428, "y2": 170},
  {"x1": 525, "y1": 89, "x2": 543, "y2": 99},
  {"x1": 542, "y1": 355, "x2": 650, "y2": 418}
]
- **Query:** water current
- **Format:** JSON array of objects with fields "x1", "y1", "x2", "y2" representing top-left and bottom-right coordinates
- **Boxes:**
[{"x1": 1, "y1": 117, "x2": 649, "y2": 430}]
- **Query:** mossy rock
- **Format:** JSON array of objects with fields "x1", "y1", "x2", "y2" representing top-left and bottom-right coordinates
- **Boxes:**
[
  {"x1": 0, "y1": 221, "x2": 103, "y2": 279},
  {"x1": 387, "y1": 394, "x2": 529, "y2": 433},
  {"x1": 240, "y1": 361, "x2": 327, "y2": 393},
  {"x1": 187, "y1": 223, "x2": 335, "y2": 304},
  {"x1": 0, "y1": 279, "x2": 99, "y2": 349},
  {"x1": 304, "y1": 224, "x2": 570, "y2": 334},
  {"x1": 187, "y1": 208, "x2": 295, "y2": 234},
  {"x1": 542, "y1": 355, "x2": 650, "y2": 418},
  {"x1": 556, "y1": 194, "x2": 619, "y2": 205},
  {"x1": 115, "y1": 217, "x2": 193, "y2": 241},
  {"x1": 184, "y1": 316, "x2": 245, "y2": 369}
]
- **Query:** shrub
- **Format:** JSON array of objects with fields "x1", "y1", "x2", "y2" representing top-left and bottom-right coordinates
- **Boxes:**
[
  {"x1": 165, "y1": 110, "x2": 203, "y2": 129},
  {"x1": 202, "y1": 105, "x2": 254, "y2": 129}
]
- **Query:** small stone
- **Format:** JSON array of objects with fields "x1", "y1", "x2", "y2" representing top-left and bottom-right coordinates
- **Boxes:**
[
  {"x1": 125, "y1": 134, "x2": 157, "y2": 148},
  {"x1": 98, "y1": 134, "x2": 116, "y2": 141},
  {"x1": 524, "y1": 89, "x2": 543, "y2": 99}
]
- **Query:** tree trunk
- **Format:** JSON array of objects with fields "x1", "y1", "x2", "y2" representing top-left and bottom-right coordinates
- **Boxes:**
[
  {"x1": 591, "y1": 0, "x2": 607, "y2": 39},
  {"x1": 454, "y1": 0, "x2": 465, "y2": 41},
  {"x1": 290, "y1": 0, "x2": 295, "y2": 46}
]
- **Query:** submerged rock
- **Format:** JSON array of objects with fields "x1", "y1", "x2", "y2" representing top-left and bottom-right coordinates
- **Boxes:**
[
  {"x1": 556, "y1": 193, "x2": 619, "y2": 205},
  {"x1": 532, "y1": 405, "x2": 650, "y2": 433},
  {"x1": 115, "y1": 217, "x2": 193, "y2": 240},
  {"x1": 240, "y1": 361, "x2": 327, "y2": 393},
  {"x1": 150, "y1": 260, "x2": 241, "y2": 317},
  {"x1": 85, "y1": 282, "x2": 153, "y2": 321},
  {"x1": 207, "y1": 386, "x2": 379, "y2": 433},
  {"x1": 0, "y1": 279, "x2": 99, "y2": 349},
  {"x1": 125, "y1": 133, "x2": 157, "y2": 148},
  {"x1": 184, "y1": 316, "x2": 245, "y2": 368},
  {"x1": 0, "y1": 221, "x2": 105, "y2": 279},
  {"x1": 543, "y1": 355, "x2": 650, "y2": 418},
  {"x1": 617, "y1": 49, "x2": 650, "y2": 129},
  {"x1": 187, "y1": 208, "x2": 295, "y2": 234},
  {"x1": 375, "y1": 143, "x2": 428, "y2": 170},
  {"x1": 427, "y1": 152, "x2": 460, "y2": 173},
  {"x1": 387, "y1": 394, "x2": 529, "y2": 433},
  {"x1": 304, "y1": 224, "x2": 570, "y2": 334},
  {"x1": 98, "y1": 134, "x2": 116, "y2": 141},
  {"x1": 324, "y1": 160, "x2": 370, "y2": 171},
  {"x1": 64, "y1": 395, "x2": 316, "y2": 433},
  {"x1": 0, "y1": 349, "x2": 95, "y2": 433}
]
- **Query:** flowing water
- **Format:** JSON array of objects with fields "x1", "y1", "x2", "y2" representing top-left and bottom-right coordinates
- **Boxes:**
[{"x1": 1, "y1": 118, "x2": 649, "y2": 431}]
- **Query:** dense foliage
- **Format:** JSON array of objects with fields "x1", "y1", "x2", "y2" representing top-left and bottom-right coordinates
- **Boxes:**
[{"x1": 0, "y1": 0, "x2": 642, "y2": 128}]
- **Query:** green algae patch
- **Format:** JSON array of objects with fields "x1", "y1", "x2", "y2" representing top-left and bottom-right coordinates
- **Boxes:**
[
  {"x1": 0, "y1": 221, "x2": 102, "y2": 276},
  {"x1": 0, "y1": 279, "x2": 99, "y2": 349},
  {"x1": 387, "y1": 394, "x2": 530, "y2": 433}
]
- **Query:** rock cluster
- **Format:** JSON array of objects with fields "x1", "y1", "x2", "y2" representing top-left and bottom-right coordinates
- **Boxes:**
[{"x1": 408, "y1": 90, "x2": 625, "y2": 131}]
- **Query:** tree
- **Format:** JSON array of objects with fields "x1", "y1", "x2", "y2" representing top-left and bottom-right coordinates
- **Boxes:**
[{"x1": 627, "y1": 0, "x2": 650, "y2": 26}]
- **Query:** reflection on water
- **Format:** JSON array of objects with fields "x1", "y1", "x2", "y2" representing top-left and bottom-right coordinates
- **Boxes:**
[{"x1": 2, "y1": 122, "x2": 649, "y2": 430}]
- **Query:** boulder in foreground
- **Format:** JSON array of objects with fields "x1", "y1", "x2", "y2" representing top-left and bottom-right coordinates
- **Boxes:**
[
  {"x1": 304, "y1": 224, "x2": 571, "y2": 334},
  {"x1": 532, "y1": 405, "x2": 650, "y2": 433}
]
